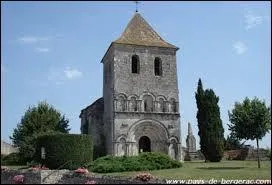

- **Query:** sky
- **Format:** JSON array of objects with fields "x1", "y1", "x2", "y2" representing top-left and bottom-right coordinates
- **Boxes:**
[{"x1": 1, "y1": 1, "x2": 271, "y2": 149}]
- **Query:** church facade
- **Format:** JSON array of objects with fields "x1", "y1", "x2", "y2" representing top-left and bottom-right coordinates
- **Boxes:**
[{"x1": 80, "y1": 13, "x2": 183, "y2": 161}]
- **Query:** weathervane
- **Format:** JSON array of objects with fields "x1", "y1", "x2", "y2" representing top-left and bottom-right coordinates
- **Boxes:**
[{"x1": 135, "y1": 1, "x2": 140, "y2": 12}]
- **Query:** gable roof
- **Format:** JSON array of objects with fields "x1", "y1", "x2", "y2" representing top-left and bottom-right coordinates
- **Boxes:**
[{"x1": 113, "y1": 13, "x2": 178, "y2": 49}]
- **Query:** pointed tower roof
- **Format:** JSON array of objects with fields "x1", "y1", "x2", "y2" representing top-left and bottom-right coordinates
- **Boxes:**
[
  {"x1": 188, "y1": 122, "x2": 193, "y2": 136},
  {"x1": 113, "y1": 13, "x2": 178, "y2": 49}
]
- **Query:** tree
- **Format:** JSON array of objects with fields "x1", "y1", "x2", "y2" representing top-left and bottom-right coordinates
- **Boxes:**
[
  {"x1": 224, "y1": 134, "x2": 245, "y2": 150},
  {"x1": 195, "y1": 79, "x2": 225, "y2": 162},
  {"x1": 195, "y1": 79, "x2": 208, "y2": 161},
  {"x1": 10, "y1": 101, "x2": 70, "y2": 163},
  {"x1": 228, "y1": 97, "x2": 271, "y2": 168}
]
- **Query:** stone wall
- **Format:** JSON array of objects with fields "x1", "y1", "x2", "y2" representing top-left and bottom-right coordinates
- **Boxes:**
[
  {"x1": 223, "y1": 148, "x2": 270, "y2": 161},
  {"x1": 113, "y1": 44, "x2": 179, "y2": 100},
  {"x1": 102, "y1": 45, "x2": 115, "y2": 155},
  {"x1": 1, "y1": 140, "x2": 18, "y2": 155},
  {"x1": 108, "y1": 43, "x2": 181, "y2": 160},
  {"x1": 79, "y1": 98, "x2": 105, "y2": 159}
]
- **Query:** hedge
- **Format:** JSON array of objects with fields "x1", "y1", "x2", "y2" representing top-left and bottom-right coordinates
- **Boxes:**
[
  {"x1": 1, "y1": 153, "x2": 25, "y2": 166},
  {"x1": 91, "y1": 152, "x2": 182, "y2": 173},
  {"x1": 35, "y1": 133, "x2": 93, "y2": 170}
]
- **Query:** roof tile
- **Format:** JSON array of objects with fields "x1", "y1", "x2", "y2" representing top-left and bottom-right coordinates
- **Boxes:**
[{"x1": 113, "y1": 13, "x2": 178, "y2": 49}]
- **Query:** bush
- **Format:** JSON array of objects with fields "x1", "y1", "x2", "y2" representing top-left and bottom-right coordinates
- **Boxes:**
[
  {"x1": 1, "y1": 153, "x2": 25, "y2": 166},
  {"x1": 265, "y1": 149, "x2": 271, "y2": 160},
  {"x1": 1, "y1": 154, "x2": 6, "y2": 164},
  {"x1": 91, "y1": 152, "x2": 182, "y2": 173},
  {"x1": 34, "y1": 133, "x2": 93, "y2": 170}
]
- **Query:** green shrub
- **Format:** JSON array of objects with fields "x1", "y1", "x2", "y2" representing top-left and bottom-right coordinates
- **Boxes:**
[
  {"x1": 265, "y1": 149, "x2": 271, "y2": 160},
  {"x1": 91, "y1": 152, "x2": 182, "y2": 173},
  {"x1": 34, "y1": 133, "x2": 93, "y2": 170},
  {"x1": 1, "y1": 153, "x2": 25, "y2": 166},
  {"x1": 1, "y1": 154, "x2": 5, "y2": 164}
]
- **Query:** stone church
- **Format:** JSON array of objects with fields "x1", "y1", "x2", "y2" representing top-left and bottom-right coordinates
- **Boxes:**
[{"x1": 80, "y1": 12, "x2": 183, "y2": 161}]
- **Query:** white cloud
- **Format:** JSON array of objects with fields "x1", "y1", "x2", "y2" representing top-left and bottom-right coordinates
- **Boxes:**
[
  {"x1": 47, "y1": 67, "x2": 82, "y2": 85},
  {"x1": 35, "y1": 48, "x2": 50, "y2": 53},
  {"x1": 244, "y1": 11, "x2": 263, "y2": 30},
  {"x1": 18, "y1": 36, "x2": 50, "y2": 44},
  {"x1": 64, "y1": 67, "x2": 83, "y2": 79},
  {"x1": 233, "y1": 41, "x2": 248, "y2": 55}
]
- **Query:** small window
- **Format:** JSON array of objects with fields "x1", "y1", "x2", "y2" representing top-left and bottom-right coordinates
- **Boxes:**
[
  {"x1": 132, "y1": 55, "x2": 139, "y2": 74},
  {"x1": 154, "y1": 57, "x2": 162, "y2": 76}
]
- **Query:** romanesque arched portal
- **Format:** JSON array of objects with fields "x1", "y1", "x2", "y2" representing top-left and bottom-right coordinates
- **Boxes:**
[
  {"x1": 126, "y1": 119, "x2": 169, "y2": 156},
  {"x1": 139, "y1": 136, "x2": 151, "y2": 153}
]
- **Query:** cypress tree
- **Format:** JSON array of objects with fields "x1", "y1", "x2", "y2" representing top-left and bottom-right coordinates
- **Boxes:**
[
  {"x1": 195, "y1": 79, "x2": 208, "y2": 161},
  {"x1": 195, "y1": 79, "x2": 225, "y2": 162}
]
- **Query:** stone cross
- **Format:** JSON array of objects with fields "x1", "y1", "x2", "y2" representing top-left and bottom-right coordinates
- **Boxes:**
[{"x1": 135, "y1": 1, "x2": 140, "y2": 12}]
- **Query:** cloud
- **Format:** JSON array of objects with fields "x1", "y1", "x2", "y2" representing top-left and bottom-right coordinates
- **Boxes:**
[
  {"x1": 35, "y1": 48, "x2": 50, "y2": 53},
  {"x1": 47, "y1": 67, "x2": 83, "y2": 85},
  {"x1": 244, "y1": 10, "x2": 263, "y2": 30},
  {"x1": 64, "y1": 67, "x2": 83, "y2": 79},
  {"x1": 233, "y1": 41, "x2": 248, "y2": 55},
  {"x1": 18, "y1": 36, "x2": 50, "y2": 44}
]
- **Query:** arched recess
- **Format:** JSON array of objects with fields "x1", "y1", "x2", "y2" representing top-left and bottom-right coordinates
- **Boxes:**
[
  {"x1": 127, "y1": 119, "x2": 169, "y2": 154},
  {"x1": 143, "y1": 95, "x2": 153, "y2": 112},
  {"x1": 157, "y1": 98, "x2": 165, "y2": 112},
  {"x1": 168, "y1": 136, "x2": 179, "y2": 160},
  {"x1": 115, "y1": 93, "x2": 127, "y2": 112},
  {"x1": 128, "y1": 95, "x2": 139, "y2": 112},
  {"x1": 115, "y1": 135, "x2": 127, "y2": 156},
  {"x1": 156, "y1": 95, "x2": 167, "y2": 112},
  {"x1": 169, "y1": 98, "x2": 177, "y2": 112}
]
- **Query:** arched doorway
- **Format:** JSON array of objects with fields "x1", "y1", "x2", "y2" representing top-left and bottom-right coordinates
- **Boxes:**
[{"x1": 139, "y1": 136, "x2": 151, "y2": 153}]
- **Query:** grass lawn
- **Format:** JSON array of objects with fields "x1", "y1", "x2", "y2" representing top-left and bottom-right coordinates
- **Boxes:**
[{"x1": 99, "y1": 160, "x2": 271, "y2": 180}]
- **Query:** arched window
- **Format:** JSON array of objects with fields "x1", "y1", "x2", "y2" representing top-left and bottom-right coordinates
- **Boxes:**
[
  {"x1": 132, "y1": 55, "x2": 140, "y2": 74},
  {"x1": 130, "y1": 97, "x2": 137, "y2": 112},
  {"x1": 143, "y1": 95, "x2": 153, "y2": 112},
  {"x1": 154, "y1": 57, "x2": 162, "y2": 76}
]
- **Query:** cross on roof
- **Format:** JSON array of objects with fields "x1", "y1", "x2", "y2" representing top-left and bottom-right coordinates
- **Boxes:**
[{"x1": 135, "y1": 1, "x2": 140, "y2": 12}]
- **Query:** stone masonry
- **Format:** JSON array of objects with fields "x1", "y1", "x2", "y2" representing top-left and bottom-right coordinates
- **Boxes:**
[{"x1": 80, "y1": 12, "x2": 183, "y2": 161}]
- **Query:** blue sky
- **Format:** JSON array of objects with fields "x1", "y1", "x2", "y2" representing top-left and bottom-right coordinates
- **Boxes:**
[{"x1": 1, "y1": 1, "x2": 271, "y2": 149}]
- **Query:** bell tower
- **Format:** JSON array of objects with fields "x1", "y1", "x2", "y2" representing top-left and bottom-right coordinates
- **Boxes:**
[{"x1": 101, "y1": 12, "x2": 182, "y2": 160}]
